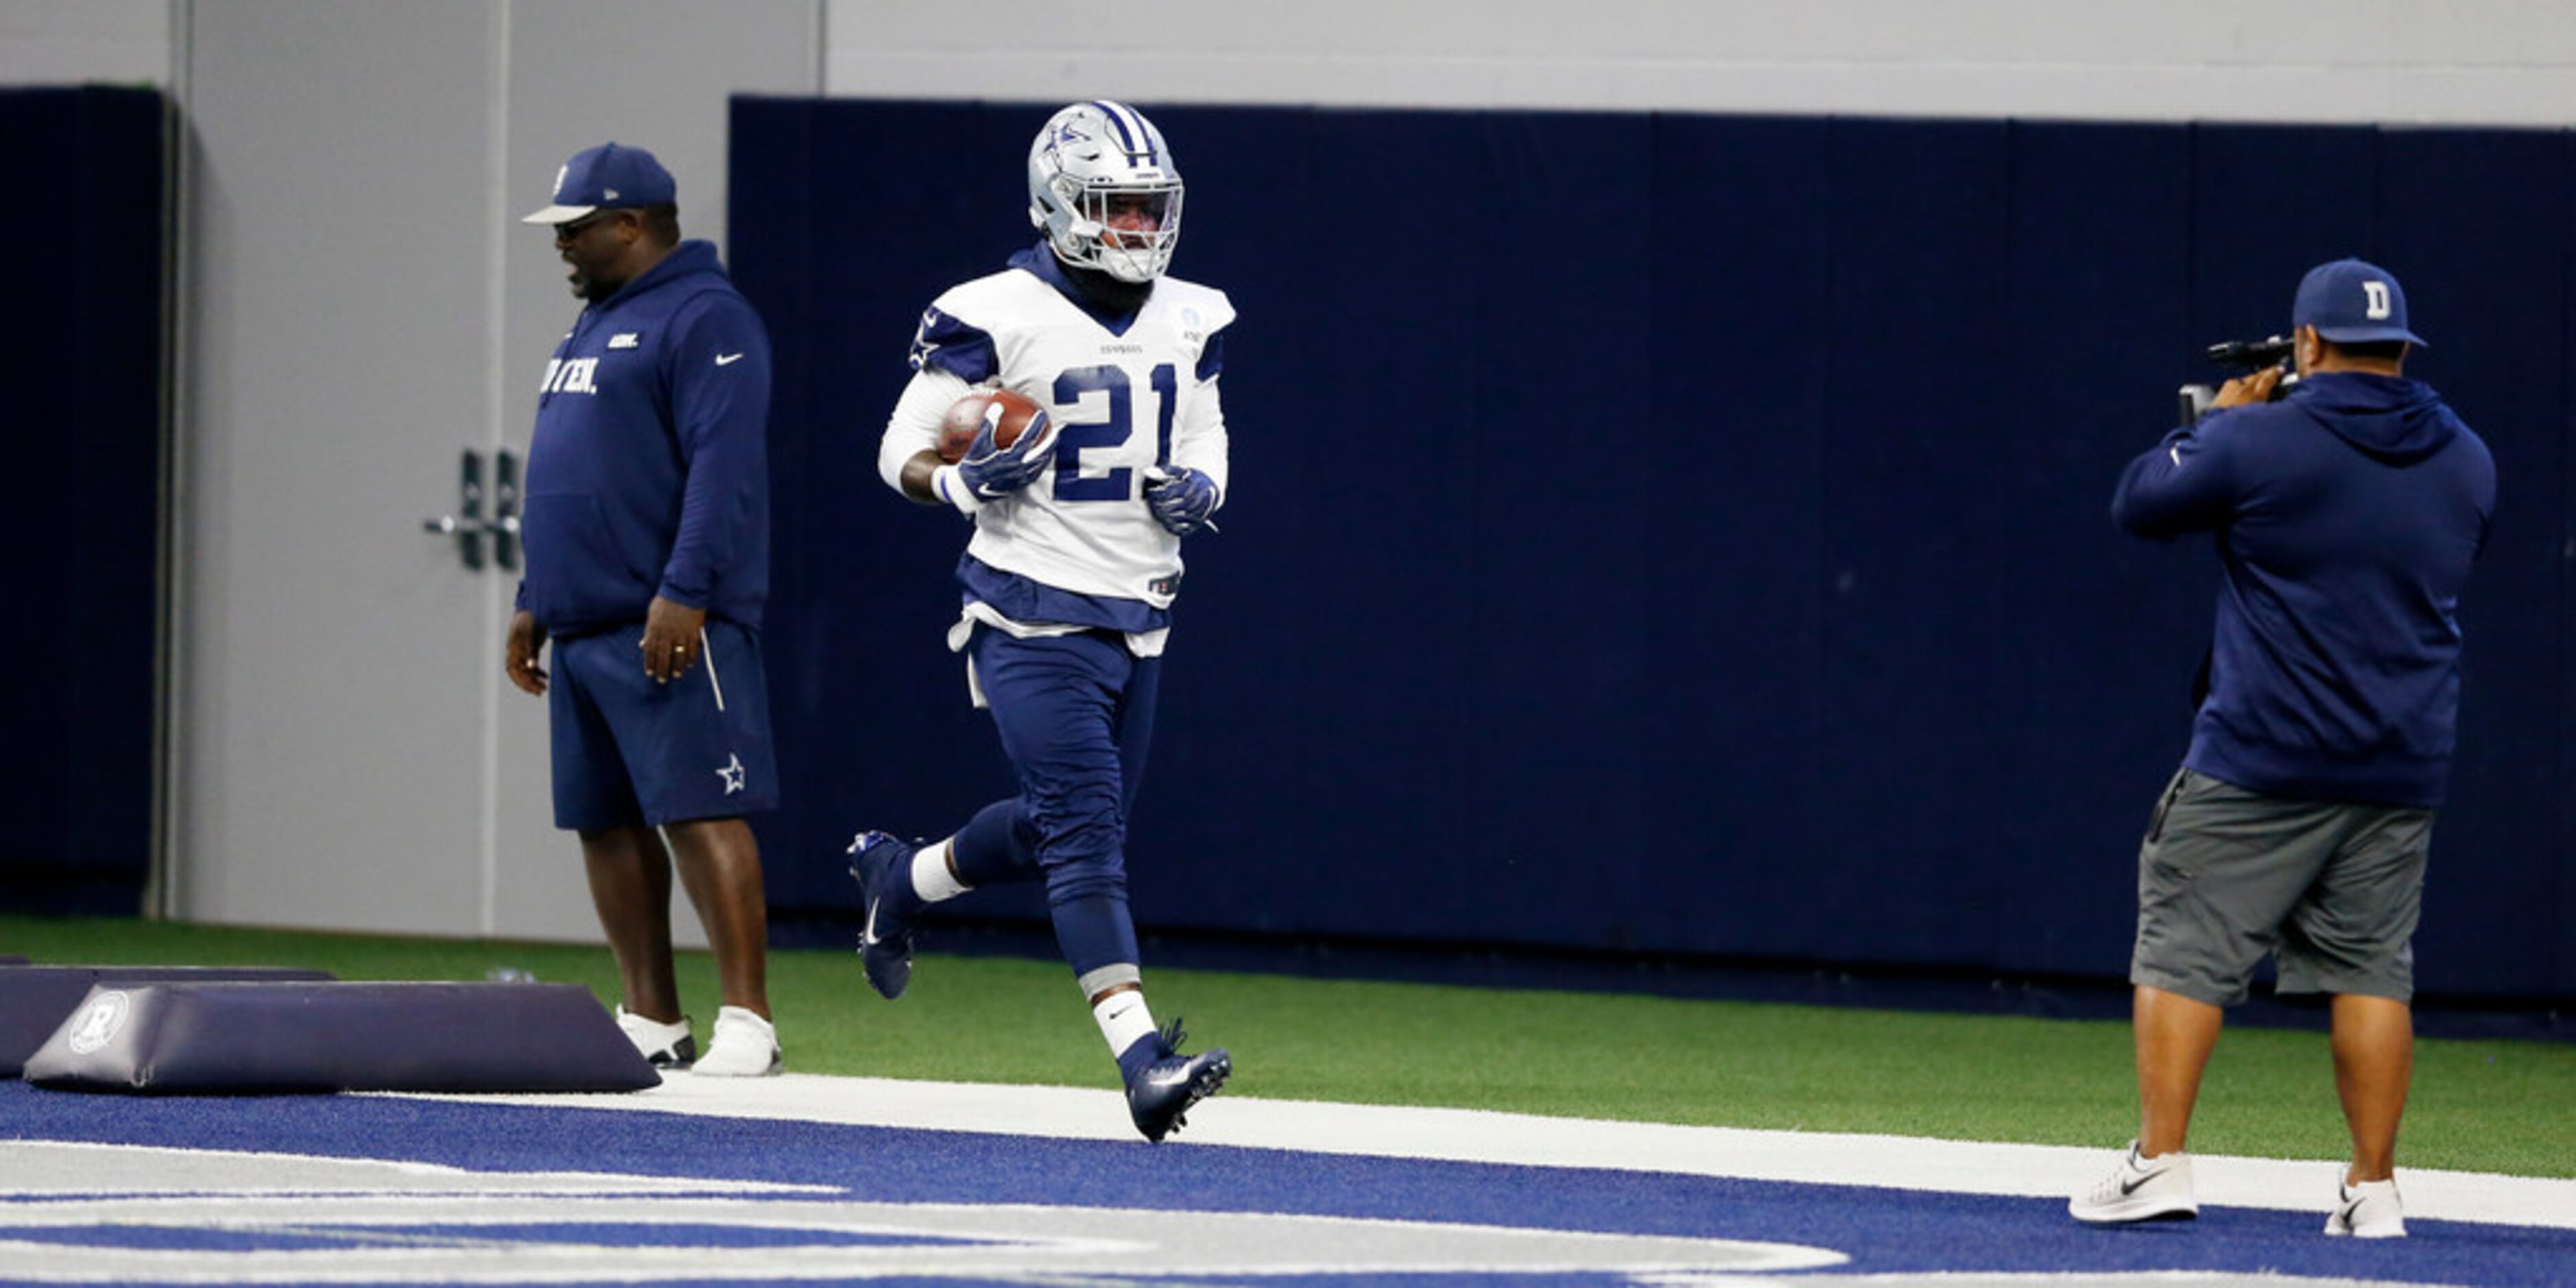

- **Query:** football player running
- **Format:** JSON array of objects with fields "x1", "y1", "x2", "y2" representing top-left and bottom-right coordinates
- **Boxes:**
[{"x1": 850, "y1": 100, "x2": 1232, "y2": 1142}]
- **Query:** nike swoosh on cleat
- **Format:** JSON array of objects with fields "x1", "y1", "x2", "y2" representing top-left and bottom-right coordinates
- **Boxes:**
[
  {"x1": 1146, "y1": 1065, "x2": 1204, "y2": 1089},
  {"x1": 2119, "y1": 1170, "x2": 2167, "y2": 1197},
  {"x1": 715, "y1": 353, "x2": 745, "y2": 366},
  {"x1": 860, "y1": 898, "x2": 883, "y2": 949}
]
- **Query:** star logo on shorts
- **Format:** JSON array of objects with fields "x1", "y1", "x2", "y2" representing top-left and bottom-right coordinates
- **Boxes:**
[{"x1": 717, "y1": 752, "x2": 746, "y2": 796}]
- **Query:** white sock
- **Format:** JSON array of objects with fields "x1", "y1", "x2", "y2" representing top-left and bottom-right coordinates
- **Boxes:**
[
  {"x1": 1093, "y1": 990, "x2": 1157, "y2": 1060},
  {"x1": 913, "y1": 838, "x2": 969, "y2": 903}
]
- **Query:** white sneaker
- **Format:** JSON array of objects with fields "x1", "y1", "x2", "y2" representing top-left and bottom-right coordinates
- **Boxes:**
[
  {"x1": 2070, "y1": 1141, "x2": 2198, "y2": 1224},
  {"x1": 691, "y1": 1005, "x2": 781, "y2": 1077},
  {"x1": 614, "y1": 1006, "x2": 695, "y2": 1069},
  {"x1": 2324, "y1": 1177, "x2": 2406, "y2": 1238}
]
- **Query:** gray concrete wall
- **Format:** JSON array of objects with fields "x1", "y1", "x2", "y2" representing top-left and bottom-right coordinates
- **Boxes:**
[
  {"x1": 0, "y1": 0, "x2": 166, "y2": 86},
  {"x1": 19, "y1": 2, "x2": 2576, "y2": 125},
  {"x1": 820, "y1": 0, "x2": 2576, "y2": 125}
]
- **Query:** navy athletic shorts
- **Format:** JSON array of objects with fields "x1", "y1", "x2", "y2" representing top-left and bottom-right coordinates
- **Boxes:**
[{"x1": 547, "y1": 617, "x2": 778, "y2": 830}]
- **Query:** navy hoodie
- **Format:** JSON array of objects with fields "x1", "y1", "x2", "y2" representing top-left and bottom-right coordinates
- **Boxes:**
[
  {"x1": 517, "y1": 240, "x2": 772, "y2": 635},
  {"x1": 2113, "y1": 371, "x2": 2494, "y2": 808}
]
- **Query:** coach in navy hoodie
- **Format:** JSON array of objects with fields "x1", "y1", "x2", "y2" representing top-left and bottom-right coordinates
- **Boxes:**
[
  {"x1": 2073, "y1": 260, "x2": 2494, "y2": 1237},
  {"x1": 504, "y1": 143, "x2": 783, "y2": 1077}
]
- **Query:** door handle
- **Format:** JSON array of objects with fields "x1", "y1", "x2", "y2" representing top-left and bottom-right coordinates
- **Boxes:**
[
  {"x1": 490, "y1": 447, "x2": 521, "y2": 572},
  {"x1": 422, "y1": 449, "x2": 487, "y2": 570},
  {"x1": 422, "y1": 449, "x2": 521, "y2": 571}
]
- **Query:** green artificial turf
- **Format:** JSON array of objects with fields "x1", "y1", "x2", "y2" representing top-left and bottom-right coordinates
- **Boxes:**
[{"x1": 5, "y1": 913, "x2": 2568, "y2": 1178}]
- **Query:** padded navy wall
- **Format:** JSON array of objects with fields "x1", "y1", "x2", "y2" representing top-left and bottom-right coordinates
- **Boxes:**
[
  {"x1": 732, "y1": 99, "x2": 2575, "y2": 999},
  {"x1": 0, "y1": 88, "x2": 165, "y2": 914}
]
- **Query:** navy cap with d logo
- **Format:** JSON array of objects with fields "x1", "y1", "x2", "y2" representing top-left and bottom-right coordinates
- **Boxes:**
[{"x1": 2293, "y1": 257, "x2": 2427, "y2": 348}]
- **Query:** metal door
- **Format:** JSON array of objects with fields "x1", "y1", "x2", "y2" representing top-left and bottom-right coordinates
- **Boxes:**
[
  {"x1": 170, "y1": 0, "x2": 512, "y2": 936},
  {"x1": 169, "y1": 0, "x2": 815, "y2": 947}
]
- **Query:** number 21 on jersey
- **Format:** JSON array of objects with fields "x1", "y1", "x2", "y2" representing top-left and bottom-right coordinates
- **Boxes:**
[{"x1": 1050, "y1": 363, "x2": 1178, "y2": 502}]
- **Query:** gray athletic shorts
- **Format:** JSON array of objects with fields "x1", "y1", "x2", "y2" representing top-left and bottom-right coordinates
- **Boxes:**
[{"x1": 2130, "y1": 766, "x2": 2431, "y2": 1007}]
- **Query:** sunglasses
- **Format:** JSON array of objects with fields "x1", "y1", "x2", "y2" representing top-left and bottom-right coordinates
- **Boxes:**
[{"x1": 553, "y1": 210, "x2": 622, "y2": 240}]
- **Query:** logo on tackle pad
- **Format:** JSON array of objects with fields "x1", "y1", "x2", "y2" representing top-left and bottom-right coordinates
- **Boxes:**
[{"x1": 66, "y1": 990, "x2": 132, "y2": 1055}]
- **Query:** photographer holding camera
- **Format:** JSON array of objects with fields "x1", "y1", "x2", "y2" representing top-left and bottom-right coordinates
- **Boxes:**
[{"x1": 2071, "y1": 260, "x2": 2496, "y2": 1237}]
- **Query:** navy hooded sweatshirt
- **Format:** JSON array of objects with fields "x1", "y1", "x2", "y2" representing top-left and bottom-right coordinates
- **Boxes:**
[
  {"x1": 517, "y1": 239, "x2": 772, "y2": 635},
  {"x1": 2113, "y1": 371, "x2": 2494, "y2": 809}
]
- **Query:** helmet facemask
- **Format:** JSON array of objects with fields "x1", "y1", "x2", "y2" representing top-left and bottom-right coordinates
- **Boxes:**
[{"x1": 1029, "y1": 102, "x2": 1185, "y2": 283}]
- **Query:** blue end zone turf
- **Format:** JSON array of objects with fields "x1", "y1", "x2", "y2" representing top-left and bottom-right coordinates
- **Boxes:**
[
  {"x1": 5, "y1": 1084, "x2": 2571, "y2": 1284},
  {"x1": 1, "y1": 965, "x2": 334, "y2": 1077},
  {"x1": 21, "y1": 981, "x2": 658, "y2": 1094}
]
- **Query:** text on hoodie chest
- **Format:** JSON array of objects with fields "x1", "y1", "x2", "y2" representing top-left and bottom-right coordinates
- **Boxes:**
[{"x1": 539, "y1": 331, "x2": 644, "y2": 397}]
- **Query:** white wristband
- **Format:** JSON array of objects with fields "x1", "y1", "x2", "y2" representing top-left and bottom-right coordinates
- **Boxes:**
[{"x1": 931, "y1": 464, "x2": 981, "y2": 516}]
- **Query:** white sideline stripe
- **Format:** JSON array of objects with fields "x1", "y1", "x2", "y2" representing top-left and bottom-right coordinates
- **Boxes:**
[
  {"x1": 0, "y1": 1139, "x2": 835, "y2": 1196},
  {"x1": 394, "y1": 1074, "x2": 2576, "y2": 1231}
]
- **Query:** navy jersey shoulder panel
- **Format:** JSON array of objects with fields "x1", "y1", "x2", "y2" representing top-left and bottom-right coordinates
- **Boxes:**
[{"x1": 909, "y1": 305, "x2": 998, "y2": 384}]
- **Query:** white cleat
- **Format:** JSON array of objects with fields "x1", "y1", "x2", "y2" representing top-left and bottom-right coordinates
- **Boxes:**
[
  {"x1": 2069, "y1": 1141, "x2": 2198, "y2": 1225},
  {"x1": 691, "y1": 1005, "x2": 783, "y2": 1077},
  {"x1": 2324, "y1": 1177, "x2": 2407, "y2": 1238},
  {"x1": 614, "y1": 1006, "x2": 695, "y2": 1069}
]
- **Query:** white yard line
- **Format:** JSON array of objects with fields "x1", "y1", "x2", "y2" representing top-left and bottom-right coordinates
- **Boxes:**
[{"x1": 394, "y1": 1074, "x2": 2576, "y2": 1231}]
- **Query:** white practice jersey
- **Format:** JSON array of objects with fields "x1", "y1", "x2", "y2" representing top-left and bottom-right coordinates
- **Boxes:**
[{"x1": 881, "y1": 255, "x2": 1233, "y2": 615}]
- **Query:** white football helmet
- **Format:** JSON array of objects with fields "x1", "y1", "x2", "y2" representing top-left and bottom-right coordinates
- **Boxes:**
[{"x1": 1028, "y1": 100, "x2": 1184, "y2": 283}]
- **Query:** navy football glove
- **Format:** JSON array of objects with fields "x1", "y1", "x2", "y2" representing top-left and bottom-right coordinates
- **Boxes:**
[
  {"x1": 1143, "y1": 466, "x2": 1219, "y2": 536},
  {"x1": 957, "y1": 402, "x2": 1056, "y2": 497},
  {"x1": 936, "y1": 401, "x2": 1057, "y2": 514}
]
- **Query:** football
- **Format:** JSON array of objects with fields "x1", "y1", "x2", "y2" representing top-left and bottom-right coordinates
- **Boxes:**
[{"x1": 938, "y1": 389, "x2": 1047, "y2": 464}]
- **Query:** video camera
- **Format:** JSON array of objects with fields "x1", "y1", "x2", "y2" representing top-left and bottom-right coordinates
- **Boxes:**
[{"x1": 2177, "y1": 335, "x2": 2297, "y2": 425}]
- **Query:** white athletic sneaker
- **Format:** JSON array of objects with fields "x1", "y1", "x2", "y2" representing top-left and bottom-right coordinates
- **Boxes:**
[
  {"x1": 692, "y1": 1005, "x2": 782, "y2": 1077},
  {"x1": 2324, "y1": 1177, "x2": 2407, "y2": 1238},
  {"x1": 2069, "y1": 1141, "x2": 2199, "y2": 1224},
  {"x1": 614, "y1": 1006, "x2": 695, "y2": 1069}
]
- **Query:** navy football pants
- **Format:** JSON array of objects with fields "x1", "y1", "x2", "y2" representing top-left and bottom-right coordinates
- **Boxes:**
[{"x1": 956, "y1": 625, "x2": 1162, "y2": 979}]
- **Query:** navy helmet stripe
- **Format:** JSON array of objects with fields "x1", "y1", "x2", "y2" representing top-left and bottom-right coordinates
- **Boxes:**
[
  {"x1": 1089, "y1": 100, "x2": 1137, "y2": 152},
  {"x1": 1090, "y1": 99, "x2": 1158, "y2": 165}
]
